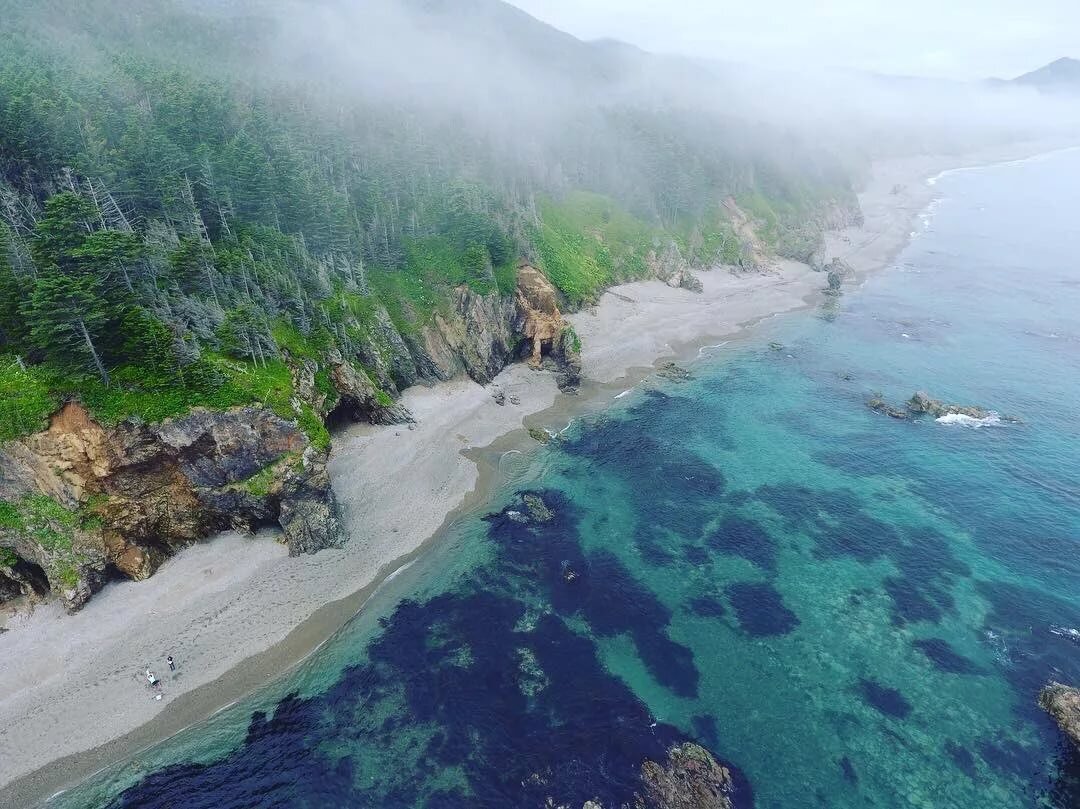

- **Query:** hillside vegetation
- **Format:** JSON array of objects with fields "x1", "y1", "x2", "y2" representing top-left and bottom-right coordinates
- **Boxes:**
[{"x1": 0, "y1": 0, "x2": 858, "y2": 441}]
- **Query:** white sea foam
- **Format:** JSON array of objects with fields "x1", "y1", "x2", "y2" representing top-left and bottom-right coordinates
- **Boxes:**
[
  {"x1": 614, "y1": 388, "x2": 634, "y2": 400},
  {"x1": 935, "y1": 412, "x2": 1002, "y2": 428},
  {"x1": 697, "y1": 340, "x2": 731, "y2": 357}
]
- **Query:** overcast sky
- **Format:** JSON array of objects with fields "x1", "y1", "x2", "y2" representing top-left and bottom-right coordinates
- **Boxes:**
[{"x1": 508, "y1": 0, "x2": 1079, "y2": 80}]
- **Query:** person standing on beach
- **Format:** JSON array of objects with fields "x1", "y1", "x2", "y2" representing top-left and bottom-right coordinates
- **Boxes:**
[{"x1": 167, "y1": 655, "x2": 175, "y2": 672}]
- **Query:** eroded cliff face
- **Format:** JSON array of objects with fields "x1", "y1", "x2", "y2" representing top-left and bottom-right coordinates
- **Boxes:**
[
  {"x1": 0, "y1": 402, "x2": 343, "y2": 611},
  {"x1": 0, "y1": 263, "x2": 640, "y2": 615},
  {"x1": 404, "y1": 266, "x2": 581, "y2": 391},
  {"x1": 514, "y1": 265, "x2": 582, "y2": 391},
  {"x1": 410, "y1": 285, "x2": 518, "y2": 385}
]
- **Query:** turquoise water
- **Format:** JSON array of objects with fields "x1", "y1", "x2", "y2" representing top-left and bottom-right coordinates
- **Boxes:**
[{"x1": 57, "y1": 149, "x2": 1080, "y2": 808}]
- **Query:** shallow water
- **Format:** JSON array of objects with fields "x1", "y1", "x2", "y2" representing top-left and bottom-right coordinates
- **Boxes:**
[{"x1": 57, "y1": 149, "x2": 1080, "y2": 808}]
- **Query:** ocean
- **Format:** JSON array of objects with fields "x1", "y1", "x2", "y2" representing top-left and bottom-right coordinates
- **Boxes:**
[{"x1": 55, "y1": 148, "x2": 1080, "y2": 808}]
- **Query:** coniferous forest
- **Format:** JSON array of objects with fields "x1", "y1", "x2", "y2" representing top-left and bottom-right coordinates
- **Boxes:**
[{"x1": 0, "y1": 0, "x2": 859, "y2": 443}]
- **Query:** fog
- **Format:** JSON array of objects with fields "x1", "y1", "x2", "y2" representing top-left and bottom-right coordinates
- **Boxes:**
[
  {"x1": 509, "y1": 0, "x2": 1080, "y2": 81},
  {"x1": 255, "y1": 0, "x2": 1080, "y2": 159},
  {"x1": 19, "y1": 0, "x2": 1080, "y2": 219}
]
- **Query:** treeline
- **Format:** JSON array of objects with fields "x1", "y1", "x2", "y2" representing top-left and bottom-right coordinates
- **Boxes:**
[{"x1": 0, "y1": 0, "x2": 857, "y2": 440}]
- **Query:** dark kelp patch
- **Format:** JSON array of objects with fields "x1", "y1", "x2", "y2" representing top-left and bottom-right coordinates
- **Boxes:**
[
  {"x1": 857, "y1": 678, "x2": 913, "y2": 719},
  {"x1": 911, "y1": 638, "x2": 983, "y2": 675},
  {"x1": 726, "y1": 581, "x2": 799, "y2": 637}
]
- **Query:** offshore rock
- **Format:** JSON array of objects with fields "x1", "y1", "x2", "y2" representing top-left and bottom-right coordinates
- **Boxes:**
[
  {"x1": 1039, "y1": 682, "x2": 1080, "y2": 748},
  {"x1": 0, "y1": 402, "x2": 343, "y2": 611},
  {"x1": 867, "y1": 391, "x2": 1016, "y2": 424},
  {"x1": 824, "y1": 257, "x2": 854, "y2": 296},
  {"x1": 907, "y1": 391, "x2": 992, "y2": 420},
  {"x1": 635, "y1": 742, "x2": 737, "y2": 809},
  {"x1": 522, "y1": 493, "x2": 554, "y2": 523},
  {"x1": 657, "y1": 362, "x2": 692, "y2": 383},
  {"x1": 867, "y1": 394, "x2": 911, "y2": 420}
]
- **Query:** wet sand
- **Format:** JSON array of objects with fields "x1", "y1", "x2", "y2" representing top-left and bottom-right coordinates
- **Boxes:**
[{"x1": 0, "y1": 141, "x2": 1068, "y2": 808}]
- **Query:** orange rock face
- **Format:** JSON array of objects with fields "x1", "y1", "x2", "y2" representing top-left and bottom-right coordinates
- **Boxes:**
[{"x1": 515, "y1": 264, "x2": 564, "y2": 366}]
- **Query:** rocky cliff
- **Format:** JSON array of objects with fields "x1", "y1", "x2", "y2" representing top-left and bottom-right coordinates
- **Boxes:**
[
  {"x1": 514, "y1": 264, "x2": 582, "y2": 391},
  {"x1": 0, "y1": 402, "x2": 343, "y2": 610},
  {"x1": 0, "y1": 266, "x2": 588, "y2": 614}
]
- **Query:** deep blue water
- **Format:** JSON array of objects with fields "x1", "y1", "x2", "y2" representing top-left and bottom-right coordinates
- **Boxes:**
[{"x1": 57, "y1": 149, "x2": 1080, "y2": 808}]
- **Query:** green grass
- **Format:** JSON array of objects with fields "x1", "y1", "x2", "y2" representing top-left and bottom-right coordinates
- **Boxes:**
[
  {"x1": 0, "y1": 500, "x2": 25, "y2": 531},
  {"x1": 0, "y1": 546, "x2": 19, "y2": 568},
  {"x1": 534, "y1": 192, "x2": 655, "y2": 305},
  {"x1": 370, "y1": 235, "x2": 517, "y2": 333},
  {"x1": 0, "y1": 352, "x2": 335, "y2": 451},
  {"x1": 0, "y1": 357, "x2": 60, "y2": 441},
  {"x1": 562, "y1": 325, "x2": 581, "y2": 354},
  {"x1": 0, "y1": 495, "x2": 77, "y2": 561},
  {"x1": 297, "y1": 404, "x2": 330, "y2": 452},
  {"x1": 234, "y1": 457, "x2": 287, "y2": 497},
  {"x1": 270, "y1": 320, "x2": 332, "y2": 361}
]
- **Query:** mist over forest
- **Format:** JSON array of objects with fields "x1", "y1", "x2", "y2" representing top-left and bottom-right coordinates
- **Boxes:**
[{"x1": 0, "y1": 0, "x2": 1076, "y2": 440}]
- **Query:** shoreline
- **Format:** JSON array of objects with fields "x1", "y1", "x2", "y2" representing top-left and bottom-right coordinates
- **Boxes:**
[{"x1": 0, "y1": 139, "x2": 1069, "y2": 808}]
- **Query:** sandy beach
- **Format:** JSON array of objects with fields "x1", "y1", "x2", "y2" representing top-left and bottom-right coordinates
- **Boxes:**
[{"x1": 0, "y1": 141, "x2": 1068, "y2": 808}]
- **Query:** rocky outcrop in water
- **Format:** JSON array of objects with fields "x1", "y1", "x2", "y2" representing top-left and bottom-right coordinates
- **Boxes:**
[
  {"x1": 867, "y1": 391, "x2": 1015, "y2": 423},
  {"x1": 823, "y1": 257, "x2": 854, "y2": 296},
  {"x1": 1039, "y1": 682, "x2": 1080, "y2": 748},
  {"x1": 906, "y1": 391, "x2": 992, "y2": 420},
  {"x1": 867, "y1": 394, "x2": 911, "y2": 420},
  {"x1": 635, "y1": 742, "x2": 737, "y2": 809},
  {"x1": 656, "y1": 362, "x2": 692, "y2": 383},
  {"x1": 0, "y1": 402, "x2": 343, "y2": 610}
]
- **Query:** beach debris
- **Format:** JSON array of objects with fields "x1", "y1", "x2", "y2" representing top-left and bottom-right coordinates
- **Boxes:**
[
  {"x1": 1039, "y1": 682, "x2": 1080, "y2": 749},
  {"x1": 656, "y1": 362, "x2": 692, "y2": 383},
  {"x1": 492, "y1": 389, "x2": 507, "y2": 406}
]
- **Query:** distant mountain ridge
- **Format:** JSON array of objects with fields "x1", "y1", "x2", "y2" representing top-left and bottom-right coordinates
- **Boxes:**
[{"x1": 1011, "y1": 57, "x2": 1080, "y2": 93}]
